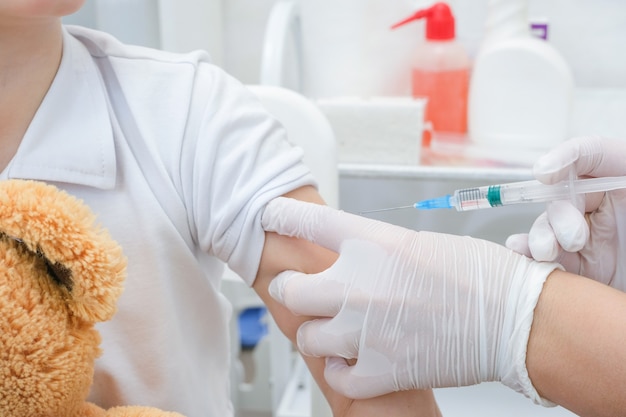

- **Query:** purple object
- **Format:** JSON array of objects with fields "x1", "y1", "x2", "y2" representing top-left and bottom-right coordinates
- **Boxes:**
[{"x1": 530, "y1": 22, "x2": 549, "y2": 40}]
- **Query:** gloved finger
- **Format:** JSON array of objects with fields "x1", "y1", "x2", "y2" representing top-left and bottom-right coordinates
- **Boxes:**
[
  {"x1": 533, "y1": 136, "x2": 626, "y2": 184},
  {"x1": 296, "y1": 319, "x2": 360, "y2": 359},
  {"x1": 545, "y1": 200, "x2": 589, "y2": 252},
  {"x1": 579, "y1": 194, "x2": 622, "y2": 285},
  {"x1": 505, "y1": 233, "x2": 532, "y2": 257},
  {"x1": 549, "y1": 250, "x2": 582, "y2": 276},
  {"x1": 527, "y1": 212, "x2": 561, "y2": 261},
  {"x1": 506, "y1": 203, "x2": 588, "y2": 259},
  {"x1": 262, "y1": 197, "x2": 406, "y2": 253},
  {"x1": 269, "y1": 239, "x2": 388, "y2": 315},
  {"x1": 269, "y1": 270, "x2": 344, "y2": 316},
  {"x1": 324, "y1": 357, "x2": 384, "y2": 399}
]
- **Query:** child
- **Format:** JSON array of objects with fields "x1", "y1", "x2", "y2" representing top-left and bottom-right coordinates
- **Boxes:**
[{"x1": 0, "y1": 1, "x2": 440, "y2": 416}]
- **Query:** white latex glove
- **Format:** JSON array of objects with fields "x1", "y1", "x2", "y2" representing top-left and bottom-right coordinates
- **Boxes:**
[
  {"x1": 506, "y1": 136, "x2": 626, "y2": 291},
  {"x1": 262, "y1": 197, "x2": 561, "y2": 404}
]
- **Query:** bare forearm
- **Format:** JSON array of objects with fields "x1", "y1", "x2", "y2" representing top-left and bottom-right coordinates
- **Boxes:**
[
  {"x1": 255, "y1": 269, "x2": 441, "y2": 415},
  {"x1": 253, "y1": 186, "x2": 440, "y2": 416},
  {"x1": 253, "y1": 186, "x2": 335, "y2": 341},
  {"x1": 527, "y1": 270, "x2": 626, "y2": 417}
]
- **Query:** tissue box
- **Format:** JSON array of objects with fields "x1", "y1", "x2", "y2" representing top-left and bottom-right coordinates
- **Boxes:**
[{"x1": 316, "y1": 97, "x2": 426, "y2": 165}]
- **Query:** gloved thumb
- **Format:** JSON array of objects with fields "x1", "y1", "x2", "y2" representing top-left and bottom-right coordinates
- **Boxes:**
[
  {"x1": 533, "y1": 136, "x2": 626, "y2": 184},
  {"x1": 532, "y1": 141, "x2": 581, "y2": 184},
  {"x1": 268, "y1": 269, "x2": 345, "y2": 316},
  {"x1": 262, "y1": 197, "x2": 401, "y2": 253},
  {"x1": 262, "y1": 197, "x2": 345, "y2": 252}
]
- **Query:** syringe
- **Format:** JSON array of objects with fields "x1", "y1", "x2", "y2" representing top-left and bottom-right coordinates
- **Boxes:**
[{"x1": 359, "y1": 176, "x2": 626, "y2": 213}]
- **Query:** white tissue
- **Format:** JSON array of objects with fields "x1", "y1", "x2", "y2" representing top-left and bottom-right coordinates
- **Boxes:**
[{"x1": 316, "y1": 97, "x2": 426, "y2": 165}]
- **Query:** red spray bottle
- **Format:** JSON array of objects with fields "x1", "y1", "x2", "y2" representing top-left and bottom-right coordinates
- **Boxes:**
[{"x1": 392, "y1": 3, "x2": 470, "y2": 145}]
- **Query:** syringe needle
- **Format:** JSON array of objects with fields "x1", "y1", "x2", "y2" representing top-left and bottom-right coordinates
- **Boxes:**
[{"x1": 358, "y1": 205, "x2": 415, "y2": 215}]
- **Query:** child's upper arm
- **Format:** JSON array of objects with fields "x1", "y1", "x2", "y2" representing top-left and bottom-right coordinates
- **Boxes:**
[
  {"x1": 253, "y1": 185, "x2": 336, "y2": 340},
  {"x1": 252, "y1": 186, "x2": 441, "y2": 416}
]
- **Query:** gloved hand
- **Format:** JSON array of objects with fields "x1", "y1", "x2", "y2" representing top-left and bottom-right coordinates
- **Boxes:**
[
  {"x1": 506, "y1": 136, "x2": 626, "y2": 291},
  {"x1": 262, "y1": 197, "x2": 561, "y2": 404}
]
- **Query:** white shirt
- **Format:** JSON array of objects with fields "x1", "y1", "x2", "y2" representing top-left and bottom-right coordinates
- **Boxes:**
[{"x1": 2, "y1": 25, "x2": 315, "y2": 417}]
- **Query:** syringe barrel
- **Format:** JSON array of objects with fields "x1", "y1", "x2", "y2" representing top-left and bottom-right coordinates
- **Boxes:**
[
  {"x1": 453, "y1": 180, "x2": 570, "y2": 211},
  {"x1": 451, "y1": 176, "x2": 626, "y2": 211},
  {"x1": 452, "y1": 186, "x2": 498, "y2": 210},
  {"x1": 498, "y1": 180, "x2": 574, "y2": 204}
]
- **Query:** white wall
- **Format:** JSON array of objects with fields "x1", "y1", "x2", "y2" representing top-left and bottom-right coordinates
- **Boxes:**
[
  {"x1": 222, "y1": 0, "x2": 626, "y2": 89},
  {"x1": 64, "y1": 0, "x2": 161, "y2": 49},
  {"x1": 67, "y1": 0, "x2": 626, "y2": 89},
  {"x1": 64, "y1": 0, "x2": 224, "y2": 64}
]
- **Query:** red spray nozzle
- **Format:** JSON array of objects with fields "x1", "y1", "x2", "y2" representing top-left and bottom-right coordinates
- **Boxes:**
[{"x1": 391, "y1": 2, "x2": 455, "y2": 40}]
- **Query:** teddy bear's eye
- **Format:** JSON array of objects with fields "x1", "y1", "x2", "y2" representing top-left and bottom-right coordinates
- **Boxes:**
[
  {"x1": 43, "y1": 259, "x2": 73, "y2": 292},
  {"x1": 0, "y1": 232, "x2": 74, "y2": 292}
]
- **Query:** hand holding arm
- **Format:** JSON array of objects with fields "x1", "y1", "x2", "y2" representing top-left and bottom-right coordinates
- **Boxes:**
[
  {"x1": 253, "y1": 186, "x2": 441, "y2": 417},
  {"x1": 261, "y1": 196, "x2": 561, "y2": 404}
]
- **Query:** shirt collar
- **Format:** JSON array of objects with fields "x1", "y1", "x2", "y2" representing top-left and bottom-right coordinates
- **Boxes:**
[{"x1": 5, "y1": 27, "x2": 116, "y2": 189}]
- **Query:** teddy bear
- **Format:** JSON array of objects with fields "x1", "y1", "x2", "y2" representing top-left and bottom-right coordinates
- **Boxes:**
[{"x1": 0, "y1": 179, "x2": 185, "y2": 417}]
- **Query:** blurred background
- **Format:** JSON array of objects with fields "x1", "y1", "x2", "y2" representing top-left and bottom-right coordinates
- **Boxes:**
[
  {"x1": 66, "y1": 0, "x2": 626, "y2": 141},
  {"x1": 66, "y1": 0, "x2": 626, "y2": 88}
]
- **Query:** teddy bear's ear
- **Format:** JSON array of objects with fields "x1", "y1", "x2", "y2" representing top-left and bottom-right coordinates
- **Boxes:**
[{"x1": 0, "y1": 180, "x2": 126, "y2": 323}]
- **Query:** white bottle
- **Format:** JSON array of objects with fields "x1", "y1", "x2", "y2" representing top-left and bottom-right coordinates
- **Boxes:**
[{"x1": 468, "y1": 0, "x2": 574, "y2": 150}]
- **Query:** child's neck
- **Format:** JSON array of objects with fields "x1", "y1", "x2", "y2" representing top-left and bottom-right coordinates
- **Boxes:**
[{"x1": 0, "y1": 21, "x2": 63, "y2": 172}]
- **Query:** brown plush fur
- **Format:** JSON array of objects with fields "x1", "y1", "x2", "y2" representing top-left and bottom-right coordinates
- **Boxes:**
[{"x1": 0, "y1": 180, "x2": 184, "y2": 417}]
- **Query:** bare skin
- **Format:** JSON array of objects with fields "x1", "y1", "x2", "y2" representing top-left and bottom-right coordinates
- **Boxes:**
[
  {"x1": 0, "y1": 3, "x2": 78, "y2": 171},
  {"x1": 527, "y1": 270, "x2": 626, "y2": 417}
]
